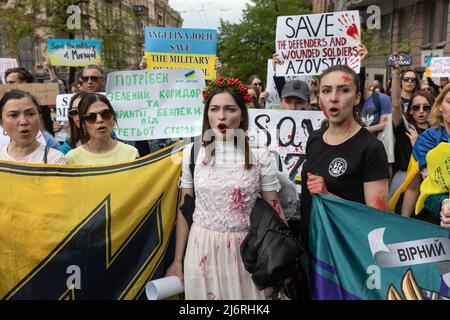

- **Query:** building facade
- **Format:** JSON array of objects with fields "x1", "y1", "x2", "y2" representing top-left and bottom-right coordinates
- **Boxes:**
[
  {"x1": 312, "y1": 0, "x2": 450, "y2": 87},
  {"x1": 0, "y1": 0, "x2": 182, "y2": 81}
]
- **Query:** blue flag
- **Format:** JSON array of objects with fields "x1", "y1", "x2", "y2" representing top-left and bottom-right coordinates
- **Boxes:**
[{"x1": 310, "y1": 195, "x2": 450, "y2": 300}]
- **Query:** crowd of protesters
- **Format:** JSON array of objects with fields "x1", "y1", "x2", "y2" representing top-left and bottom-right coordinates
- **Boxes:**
[{"x1": 0, "y1": 42, "x2": 449, "y2": 301}]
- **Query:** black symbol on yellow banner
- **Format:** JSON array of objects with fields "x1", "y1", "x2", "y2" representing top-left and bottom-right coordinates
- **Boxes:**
[{"x1": 4, "y1": 194, "x2": 164, "y2": 300}]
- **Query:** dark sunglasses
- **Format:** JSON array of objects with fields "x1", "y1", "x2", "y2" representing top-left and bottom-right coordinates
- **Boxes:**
[
  {"x1": 402, "y1": 77, "x2": 416, "y2": 83},
  {"x1": 82, "y1": 109, "x2": 114, "y2": 124},
  {"x1": 411, "y1": 104, "x2": 432, "y2": 112},
  {"x1": 81, "y1": 76, "x2": 103, "y2": 82},
  {"x1": 253, "y1": 82, "x2": 263, "y2": 86},
  {"x1": 68, "y1": 109, "x2": 79, "y2": 117}
]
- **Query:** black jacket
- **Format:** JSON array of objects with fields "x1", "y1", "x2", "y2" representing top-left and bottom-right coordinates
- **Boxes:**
[{"x1": 240, "y1": 197, "x2": 309, "y2": 299}]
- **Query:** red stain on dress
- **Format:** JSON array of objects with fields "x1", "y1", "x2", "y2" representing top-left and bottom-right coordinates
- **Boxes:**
[
  {"x1": 199, "y1": 255, "x2": 207, "y2": 274},
  {"x1": 231, "y1": 187, "x2": 246, "y2": 216},
  {"x1": 226, "y1": 240, "x2": 231, "y2": 254}
]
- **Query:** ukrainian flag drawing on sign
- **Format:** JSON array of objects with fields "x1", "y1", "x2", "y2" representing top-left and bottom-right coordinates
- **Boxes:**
[
  {"x1": 144, "y1": 27, "x2": 217, "y2": 80},
  {"x1": 310, "y1": 195, "x2": 450, "y2": 300},
  {"x1": 0, "y1": 144, "x2": 182, "y2": 300}
]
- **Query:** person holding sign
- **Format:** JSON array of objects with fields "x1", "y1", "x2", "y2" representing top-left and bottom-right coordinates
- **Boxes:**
[
  {"x1": 0, "y1": 90, "x2": 66, "y2": 164},
  {"x1": 300, "y1": 65, "x2": 390, "y2": 249},
  {"x1": 166, "y1": 77, "x2": 286, "y2": 300},
  {"x1": 65, "y1": 93, "x2": 139, "y2": 165}
]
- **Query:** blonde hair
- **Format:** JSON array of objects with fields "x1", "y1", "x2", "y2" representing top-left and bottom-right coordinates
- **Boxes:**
[{"x1": 429, "y1": 83, "x2": 450, "y2": 127}]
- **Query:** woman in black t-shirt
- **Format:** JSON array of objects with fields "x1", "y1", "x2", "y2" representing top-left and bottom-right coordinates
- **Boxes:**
[{"x1": 300, "y1": 65, "x2": 390, "y2": 249}]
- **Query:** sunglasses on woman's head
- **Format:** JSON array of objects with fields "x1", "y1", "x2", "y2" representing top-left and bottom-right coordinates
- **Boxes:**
[
  {"x1": 411, "y1": 104, "x2": 432, "y2": 112},
  {"x1": 82, "y1": 109, "x2": 114, "y2": 124},
  {"x1": 68, "y1": 109, "x2": 79, "y2": 117},
  {"x1": 402, "y1": 77, "x2": 416, "y2": 83}
]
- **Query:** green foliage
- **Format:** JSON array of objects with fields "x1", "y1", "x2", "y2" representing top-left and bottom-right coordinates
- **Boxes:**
[
  {"x1": 218, "y1": 0, "x2": 310, "y2": 83},
  {"x1": 0, "y1": 0, "x2": 139, "y2": 69}
]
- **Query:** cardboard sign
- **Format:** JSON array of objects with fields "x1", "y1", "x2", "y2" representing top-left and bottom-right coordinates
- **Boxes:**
[
  {"x1": 106, "y1": 69, "x2": 204, "y2": 140},
  {"x1": 248, "y1": 109, "x2": 326, "y2": 191},
  {"x1": 0, "y1": 83, "x2": 59, "y2": 105},
  {"x1": 0, "y1": 58, "x2": 18, "y2": 84},
  {"x1": 275, "y1": 11, "x2": 361, "y2": 76},
  {"x1": 47, "y1": 39, "x2": 101, "y2": 67},
  {"x1": 427, "y1": 57, "x2": 450, "y2": 78},
  {"x1": 144, "y1": 27, "x2": 217, "y2": 80}
]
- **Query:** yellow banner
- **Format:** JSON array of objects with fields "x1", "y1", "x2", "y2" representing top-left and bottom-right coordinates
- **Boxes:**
[
  {"x1": 145, "y1": 52, "x2": 216, "y2": 80},
  {"x1": 0, "y1": 144, "x2": 182, "y2": 300}
]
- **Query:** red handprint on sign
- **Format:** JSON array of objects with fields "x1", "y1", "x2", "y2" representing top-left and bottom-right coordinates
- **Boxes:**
[
  {"x1": 338, "y1": 13, "x2": 359, "y2": 40},
  {"x1": 347, "y1": 55, "x2": 360, "y2": 69}
]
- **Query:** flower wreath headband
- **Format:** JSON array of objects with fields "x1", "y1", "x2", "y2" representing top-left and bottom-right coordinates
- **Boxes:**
[{"x1": 202, "y1": 76, "x2": 254, "y2": 108}]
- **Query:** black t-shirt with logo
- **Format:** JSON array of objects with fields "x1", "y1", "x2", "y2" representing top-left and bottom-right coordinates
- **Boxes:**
[{"x1": 299, "y1": 127, "x2": 390, "y2": 249}]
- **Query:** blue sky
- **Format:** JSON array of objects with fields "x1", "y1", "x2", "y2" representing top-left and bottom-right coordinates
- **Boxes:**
[{"x1": 169, "y1": 0, "x2": 251, "y2": 30}]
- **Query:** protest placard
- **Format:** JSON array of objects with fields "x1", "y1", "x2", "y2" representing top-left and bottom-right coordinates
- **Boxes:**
[
  {"x1": 106, "y1": 69, "x2": 204, "y2": 140},
  {"x1": 427, "y1": 57, "x2": 450, "y2": 77},
  {"x1": 144, "y1": 27, "x2": 217, "y2": 80},
  {"x1": 275, "y1": 11, "x2": 361, "y2": 76},
  {"x1": 248, "y1": 109, "x2": 325, "y2": 191},
  {"x1": 47, "y1": 39, "x2": 101, "y2": 67},
  {"x1": 0, "y1": 83, "x2": 59, "y2": 105},
  {"x1": 0, "y1": 58, "x2": 18, "y2": 83}
]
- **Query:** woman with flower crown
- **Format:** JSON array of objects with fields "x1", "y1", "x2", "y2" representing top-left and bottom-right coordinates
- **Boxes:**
[{"x1": 165, "y1": 77, "x2": 286, "y2": 300}]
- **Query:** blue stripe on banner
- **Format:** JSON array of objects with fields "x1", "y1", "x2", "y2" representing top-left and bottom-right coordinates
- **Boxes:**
[
  {"x1": 310, "y1": 253, "x2": 336, "y2": 275},
  {"x1": 144, "y1": 27, "x2": 217, "y2": 55},
  {"x1": 311, "y1": 269, "x2": 361, "y2": 300}
]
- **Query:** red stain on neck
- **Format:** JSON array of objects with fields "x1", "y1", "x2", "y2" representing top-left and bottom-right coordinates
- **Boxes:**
[
  {"x1": 346, "y1": 23, "x2": 359, "y2": 40},
  {"x1": 319, "y1": 97, "x2": 329, "y2": 118}
]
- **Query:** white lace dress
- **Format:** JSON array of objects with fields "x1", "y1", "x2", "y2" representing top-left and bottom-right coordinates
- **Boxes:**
[{"x1": 179, "y1": 141, "x2": 279, "y2": 300}]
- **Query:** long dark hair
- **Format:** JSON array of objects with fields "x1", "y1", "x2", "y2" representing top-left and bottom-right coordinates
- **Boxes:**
[
  {"x1": 202, "y1": 86, "x2": 253, "y2": 169},
  {"x1": 67, "y1": 91, "x2": 90, "y2": 147},
  {"x1": 318, "y1": 65, "x2": 361, "y2": 123},
  {"x1": 77, "y1": 93, "x2": 117, "y2": 144}
]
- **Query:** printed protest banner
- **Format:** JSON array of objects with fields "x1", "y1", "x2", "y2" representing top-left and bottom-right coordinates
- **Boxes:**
[
  {"x1": 427, "y1": 57, "x2": 450, "y2": 78},
  {"x1": 310, "y1": 194, "x2": 450, "y2": 300},
  {"x1": 106, "y1": 69, "x2": 204, "y2": 140},
  {"x1": 47, "y1": 39, "x2": 101, "y2": 67},
  {"x1": 0, "y1": 144, "x2": 181, "y2": 299},
  {"x1": 266, "y1": 59, "x2": 313, "y2": 110},
  {"x1": 144, "y1": 27, "x2": 217, "y2": 80},
  {"x1": 275, "y1": 11, "x2": 361, "y2": 76},
  {"x1": 248, "y1": 109, "x2": 325, "y2": 191},
  {"x1": 0, "y1": 58, "x2": 18, "y2": 83},
  {"x1": 0, "y1": 83, "x2": 59, "y2": 105}
]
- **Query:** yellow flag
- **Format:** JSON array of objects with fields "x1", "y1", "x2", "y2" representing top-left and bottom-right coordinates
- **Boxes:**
[
  {"x1": 416, "y1": 142, "x2": 450, "y2": 213},
  {"x1": 0, "y1": 143, "x2": 182, "y2": 300}
]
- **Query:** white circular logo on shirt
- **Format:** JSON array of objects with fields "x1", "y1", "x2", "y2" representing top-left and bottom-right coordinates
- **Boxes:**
[{"x1": 328, "y1": 158, "x2": 347, "y2": 177}]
